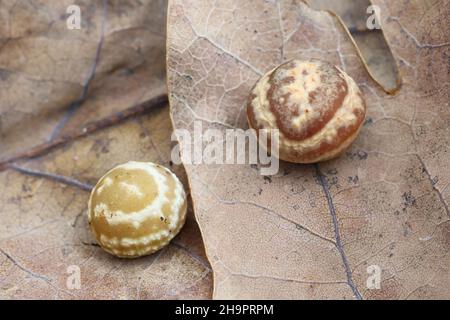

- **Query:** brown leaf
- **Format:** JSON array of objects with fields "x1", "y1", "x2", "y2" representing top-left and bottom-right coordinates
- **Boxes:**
[
  {"x1": 0, "y1": 0, "x2": 211, "y2": 299},
  {"x1": 306, "y1": 0, "x2": 400, "y2": 92},
  {"x1": 167, "y1": 0, "x2": 449, "y2": 299}
]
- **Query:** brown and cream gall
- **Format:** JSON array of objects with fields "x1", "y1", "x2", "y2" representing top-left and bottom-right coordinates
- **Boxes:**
[{"x1": 247, "y1": 59, "x2": 366, "y2": 163}]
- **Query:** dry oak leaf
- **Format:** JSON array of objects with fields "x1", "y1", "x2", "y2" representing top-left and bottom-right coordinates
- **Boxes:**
[
  {"x1": 0, "y1": 0, "x2": 211, "y2": 299},
  {"x1": 0, "y1": 106, "x2": 212, "y2": 300},
  {"x1": 167, "y1": 0, "x2": 450, "y2": 299},
  {"x1": 0, "y1": 0, "x2": 167, "y2": 161}
]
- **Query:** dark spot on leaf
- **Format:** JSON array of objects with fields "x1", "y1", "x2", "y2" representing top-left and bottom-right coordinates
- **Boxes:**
[
  {"x1": 364, "y1": 117, "x2": 373, "y2": 126},
  {"x1": 0, "y1": 68, "x2": 11, "y2": 81},
  {"x1": 327, "y1": 168, "x2": 338, "y2": 175},
  {"x1": 402, "y1": 191, "x2": 416, "y2": 207},
  {"x1": 118, "y1": 68, "x2": 134, "y2": 76},
  {"x1": 263, "y1": 176, "x2": 272, "y2": 184},
  {"x1": 347, "y1": 150, "x2": 368, "y2": 160},
  {"x1": 348, "y1": 175, "x2": 359, "y2": 184}
]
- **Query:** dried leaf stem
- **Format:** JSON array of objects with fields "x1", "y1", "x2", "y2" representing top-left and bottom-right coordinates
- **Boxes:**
[{"x1": 0, "y1": 94, "x2": 168, "y2": 172}]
